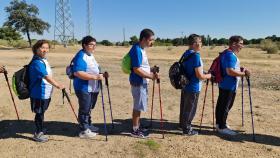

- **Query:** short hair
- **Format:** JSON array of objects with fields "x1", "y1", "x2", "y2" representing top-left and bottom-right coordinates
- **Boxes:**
[
  {"x1": 32, "y1": 40, "x2": 50, "y2": 54},
  {"x1": 188, "y1": 34, "x2": 201, "y2": 45},
  {"x1": 82, "y1": 36, "x2": 96, "y2": 49},
  {"x1": 139, "y1": 29, "x2": 154, "y2": 41},
  {"x1": 229, "y1": 35, "x2": 243, "y2": 45}
]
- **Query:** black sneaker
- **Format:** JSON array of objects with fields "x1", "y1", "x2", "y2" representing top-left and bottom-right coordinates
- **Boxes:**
[
  {"x1": 183, "y1": 128, "x2": 198, "y2": 136},
  {"x1": 130, "y1": 129, "x2": 147, "y2": 139}
]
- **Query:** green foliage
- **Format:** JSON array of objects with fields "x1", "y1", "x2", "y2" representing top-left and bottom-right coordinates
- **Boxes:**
[
  {"x1": 122, "y1": 41, "x2": 130, "y2": 46},
  {"x1": 260, "y1": 39, "x2": 279, "y2": 54},
  {"x1": 4, "y1": 0, "x2": 50, "y2": 47},
  {"x1": 9, "y1": 40, "x2": 29, "y2": 48},
  {"x1": 0, "y1": 26, "x2": 22, "y2": 41},
  {"x1": 129, "y1": 35, "x2": 138, "y2": 45},
  {"x1": 100, "y1": 40, "x2": 113, "y2": 46}
]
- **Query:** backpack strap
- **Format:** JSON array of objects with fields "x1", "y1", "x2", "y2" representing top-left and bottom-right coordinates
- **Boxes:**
[
  {"x1": 179, "y1": 52, "x2": 195, "y2": 63},
  {"x1": 28, "y1": 58, "x2": 47, "y2": 91}
]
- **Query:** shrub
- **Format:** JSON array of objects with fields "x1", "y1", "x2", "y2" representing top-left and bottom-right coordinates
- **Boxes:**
[{"x1": 260, "y1": 39, "x2": 279, "y2": 54}]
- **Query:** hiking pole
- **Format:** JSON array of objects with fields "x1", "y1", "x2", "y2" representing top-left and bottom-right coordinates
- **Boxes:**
[
  {"x1": 211, "y1": 79, "x2": 215, "y2": 131},
  {"x1": 199, "y1": 79, "x2": 209, "y2": 131},
  {"x1": 149, "y1": 79, "x2": 155, "y2": 127},
  {"x1": 157, "y1": 78, "x2": 164, "y2": 139},
  {"x1": 62, "y1": 88, "x2": 78, "y2": 122},
  {"x1": 3, "y1": 67, "x2": 20, "y2": 120},
  {"x1": 240, "y1": 67, "x2": 245, "y2": 127},
  {"x1": 99, "y1": 80, "x2": 108, "y2": 141},
  {"x1": 246, "y1": 76, "x2": 256, "y2": 141},
  {"x1": 241, "y1": 76, "x2": 244, "y2": 126},
  {"x1": 104, "y1": 71, "x2": 114, "y2": 129}
]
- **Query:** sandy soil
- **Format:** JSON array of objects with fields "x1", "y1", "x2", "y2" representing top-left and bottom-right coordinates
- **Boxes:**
[{"x1": 0, "y1": 46, "x2": 279, "y2": 158}]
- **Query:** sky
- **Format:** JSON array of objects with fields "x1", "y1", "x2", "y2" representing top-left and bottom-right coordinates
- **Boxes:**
[{"x1": 0, "y1": 0, "x2": 280, "y2": 42}]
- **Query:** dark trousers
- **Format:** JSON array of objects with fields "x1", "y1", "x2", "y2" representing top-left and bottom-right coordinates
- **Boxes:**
[
  {"x1": 180, "y1": 90, "x2": 200, "y2": 129},
  {"x1": 215, "y1": 88, "x2": 236, "y2": 129},
  {"x1": 76, "y1": 91, "x2": 99, "y2": 131},
  {"x1": 30, "y1": 98, "x2": 51, "y2": 133}
]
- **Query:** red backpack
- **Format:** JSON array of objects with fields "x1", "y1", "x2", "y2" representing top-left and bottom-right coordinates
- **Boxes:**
[{"x1": 209, "y1": 50, "x2": 228, "y2": 83}]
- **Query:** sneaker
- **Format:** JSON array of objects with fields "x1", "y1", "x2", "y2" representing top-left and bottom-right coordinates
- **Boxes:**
[
  {"x1": 183, "y1": 128, "x2": 198, "y2": 136},
  {"x1": 79, "y1": 129, "x2": 97, "y2": 138},
  {"x1": 89, "y1": 125, "x2": 99, "y2": 132},
  {"x1": 130, "y1": 129, "x2": 147, "y2": 139},
  {"x1": 216, "y1": 124, "x2": 231, "y2": 130},
  {"x1": 217, "y1": 128, "x2": 237, "y2": 136},
  {"x1": 33, "y1": 132, "x2": 48, "y2": 143}
]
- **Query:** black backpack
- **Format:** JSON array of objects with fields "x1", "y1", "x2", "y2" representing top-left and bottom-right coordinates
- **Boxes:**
[
  {"x1": 12, "y1": 59, "x2": 45, "y2": 100},
  {"x1": 66, "y1": 57, "x2": 75, "y2": 79},
  {"x1": 169, "y1": 53, "x2": 194, "y2": 89}
]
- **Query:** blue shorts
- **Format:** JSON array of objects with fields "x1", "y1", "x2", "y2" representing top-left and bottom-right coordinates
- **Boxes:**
[{"x1": 131, "y1": 84, "x2": 148, "y2": 112}]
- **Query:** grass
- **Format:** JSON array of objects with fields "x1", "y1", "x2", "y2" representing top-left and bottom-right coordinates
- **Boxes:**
[{"x1": 133, "y1": 140, "x2": 161, "y2": 157}]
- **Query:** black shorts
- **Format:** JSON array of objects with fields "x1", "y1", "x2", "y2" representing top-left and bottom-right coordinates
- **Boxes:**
[{"x1": 30, "y1": 98, "x2": 51, "y2": 114}]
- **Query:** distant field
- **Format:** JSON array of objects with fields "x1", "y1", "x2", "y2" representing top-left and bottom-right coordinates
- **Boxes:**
[{"x1": 0, "y1": 46, "x2": 279, "y2": 158}]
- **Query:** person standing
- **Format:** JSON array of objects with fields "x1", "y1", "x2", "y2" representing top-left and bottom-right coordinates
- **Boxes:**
[
  {"x1": 72, "y1": 36, "x2": 103, "y2": 138},
  {"x1": 29, "y1": 40, "x2": 65, "y2": 142},
  {"x1": 129, "y1": 29, "x2": 159, "y2": 138},
  {"x1": 215, "y1": 35, "x2": 250, "y2": 135},
  {"x1": 179, "y1": 34, "x2": 212, "y2": 135}
]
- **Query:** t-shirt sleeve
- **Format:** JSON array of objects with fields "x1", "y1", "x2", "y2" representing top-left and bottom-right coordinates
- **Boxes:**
[
  {"x1": 73, "y1": 54, "x2": 87, "y2": 72},
  {"x1": 193, "y1": 53, "x2": 202, "y2": 68},
  {"x1": 33, "y1": 60, "x2": 48, "y2": 79},
  {"x1": 130, "y1": 46, "x2": 142, "y2": 68},
  {"x1": 225, "y1": 53, "x2": 237, "y2": 69}
]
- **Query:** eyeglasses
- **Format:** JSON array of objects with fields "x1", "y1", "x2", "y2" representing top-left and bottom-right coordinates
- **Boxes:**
[
  {"x1": 40, "y1": 47, "x2": 49, "y2": 49},
  {"x1": 87, "y1": 43, "x2": 96, "y2": 47}
]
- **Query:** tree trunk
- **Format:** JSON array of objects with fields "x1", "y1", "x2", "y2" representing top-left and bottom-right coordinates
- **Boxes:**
[{"x1": 26, "y1": 29, "x2": 32, "y2": 47}]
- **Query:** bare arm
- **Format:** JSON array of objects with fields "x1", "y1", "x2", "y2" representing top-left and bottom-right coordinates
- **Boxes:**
[
  {"x1": 133, "y1": 67, "x2": 155, "y2": 80},
  {"x1": 226, "y1": 68, "x2": 246, "y2": 77},
  {"x1": 0, "y1": 66, "x2": 4, "y2": 73},
  {"x1": 74, "y1": 71, "x2": 103, "y2": 80},
  {"x1": 195, "y1": 66, "x2": 211, "y2": 80},
  {"x1": 44, "y1": 75, "x2": 64, "y2": 89}
]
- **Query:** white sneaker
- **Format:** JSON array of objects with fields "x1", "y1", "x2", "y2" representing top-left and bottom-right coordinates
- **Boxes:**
[
  {"x1": 79, "y1": 129, "x2": 97, "y2": 138},
  {"x1": 217, "y1": 128, "x2": 237, "y2": 136},
  {"x1": 89, "y1": 125, "x2": 99, "y2": 132}
]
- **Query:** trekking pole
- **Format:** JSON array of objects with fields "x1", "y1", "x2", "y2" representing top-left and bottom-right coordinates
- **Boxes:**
[
  {"x1": 246, "y1": 76, "x2": 256, "y2": 141},
  {"x1": 240, "y1": 67, "x2": 244, "y2": 127},
  {"x1": 3, "y1": 68, "x2": 20, "y2": 120},
  {"x1": 211, "y1": 79, "x2": 215, "y2": 131},
  {"x1": 104, "y1": 71, "x2": 114, "y2": 129},
  {"x1": 149, "y1": 79, "x2": 155, "y2": 127},
  {"x1": 99, "y1": 80, "x2": 108, "y2": 141},
  {"x1": 199, "y1": 79, "x2": 209, "y2": 131},
  {"x1": 157, "y1": 78, "x2": 164, "y2": 139},
  {"x1": 241, "y1": 76, "x2": 244, "y2": 126},
  {"x1": 62, "y1": 88, "x2": 78, "y2": 122}
]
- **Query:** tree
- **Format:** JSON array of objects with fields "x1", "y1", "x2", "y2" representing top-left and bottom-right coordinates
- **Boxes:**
[
  {"x1": 0, "y1": 26, "x2": 22, "y2": 41},
  {"x1": 4, "y1": 0, "x2": 50, "y2": 47},
  {"x1": 129, "y1": 35, "x2": 138, "y2": 45},
  {"x1": 100, "y1": 40, "x2": 113, "y2": 46}
]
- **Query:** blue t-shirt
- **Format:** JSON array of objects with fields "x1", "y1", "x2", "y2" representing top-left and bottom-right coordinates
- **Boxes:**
[
  {"x1": 72, "y1": 49, "x2": 100, "y2": 93},
  {"x1": 29, "y1": 55, "x2": 53, "y2": 99},
  {"x1": 129, "y1": 43, "x2": 150, "y2": 85},
  {"x1": 182, "y1": 49, "x2": 203, "y2": 93},
  {"x1": 219, "y1": 49, "x2": 240, "y2": 91}
]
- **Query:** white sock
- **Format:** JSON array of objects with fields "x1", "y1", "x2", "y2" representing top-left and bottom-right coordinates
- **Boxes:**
[{"x1": 133, "y1": 126, "x2": 139, "y2": 131}]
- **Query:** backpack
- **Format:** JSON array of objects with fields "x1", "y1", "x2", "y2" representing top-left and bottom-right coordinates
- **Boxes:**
[
  {"x1": 121, "y1": 52, "x2": 131, "y2": 74},
  {"x1": 66, "y1": 57, "x2": 75, "y2": 79},
  {"x1": 12, "y1": 59, "x2": 45, "y2": 100},
  {"x1": 208, "y1": 51, "x2": 226, "y2": 83},
  {"x1": 169, "y1": 53, "x2": 195, "y2": 89}
]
